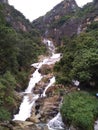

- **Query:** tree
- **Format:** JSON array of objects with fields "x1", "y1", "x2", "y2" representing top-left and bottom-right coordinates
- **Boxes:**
[{"x1": 54, "y1": 32, "x2": 98, "y2": 86}]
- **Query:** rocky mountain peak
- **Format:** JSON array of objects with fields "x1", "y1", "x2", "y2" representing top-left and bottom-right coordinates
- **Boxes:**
[
  {"x1": 44, "y1": 0, "x2": 78, "y2": 21},
  {"x1": 32, "y1": 0, "x2": 79, "y2": 43},
  {"x1": 0, "y1": 0, "x2": 8, "y2": 4},
  {"x1": 63, "y1": 0, "x2": 78, "y2": 10},
  {"x1": 94, "y1": 0, "x2": 98, "y2": 4},
  {"x1": 93, "y1": 0, "x2": 98, "y2": 7}
]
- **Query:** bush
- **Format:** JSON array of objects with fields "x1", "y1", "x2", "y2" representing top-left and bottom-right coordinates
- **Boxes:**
[
  {"x1": 87, "y1": 21, "x2": 98, "y2": 32},
  {"x1": 60, "y1": 91, "x2": 98, "y2": 130},
  {"x1": 54, "y1": 32, "x2": 98, "y2": 86},
  {"x1": 0, "y1": 108, "x2": 11, "y2": 121}
]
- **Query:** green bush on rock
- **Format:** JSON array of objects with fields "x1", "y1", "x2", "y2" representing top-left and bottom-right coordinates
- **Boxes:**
[{"x1": 60, "y1": 91, "x2": 98, "y2": 130}]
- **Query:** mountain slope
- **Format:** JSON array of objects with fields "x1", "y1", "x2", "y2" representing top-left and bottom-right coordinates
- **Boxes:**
[
  {"x1": 32, "y1": 0, "x2": 79, "y2": 44},
  {"x1": 0, "y1": 1, "x2": 46, "y2": 121},
  {"x1": 32, "y1": 0, "x2": 98, "y2": 45}
]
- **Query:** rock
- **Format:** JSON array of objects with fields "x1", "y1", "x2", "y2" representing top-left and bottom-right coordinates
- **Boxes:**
[
  {"x1": 38, "y1": 64, "x2": 54, "y2": 75},
  {"x1": 36, "y1": 95, "x2": 60, "y2": 121},
  {"x1": 10, "y1": 121, "x2": 36, "y2": 130},
  {"x1": 36, "y1": 124, "x2": 49, "y2": 130},
  {"x1": 0, "y1": 122, "x2": 13, "y2": 130},
  {"x1": 33, "y1": 73, "x2": 53, "y2": 95},
  {"x1": 29, "y1": 113, "x2": 41, "y2": 123},
  {"x1": 11, "y1": 120, "x2": 33, "y2": 127},
  {"x1": 32, "y1": 0, "x2": 79, "y2": 44},
  {"x1": 0, "y1": 0, "x2": 8, "y2": 4},
  {"x1": 70, "y1": 125, "x2": 77, "y2": 130}
]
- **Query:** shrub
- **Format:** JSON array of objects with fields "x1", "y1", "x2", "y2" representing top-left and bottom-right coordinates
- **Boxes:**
[
  {"x1": 0, "y1": 108, "x2": 11, "y2": 121},
  {"x1": 60, "y1": 91, "x2": 98, "y2": 130}
]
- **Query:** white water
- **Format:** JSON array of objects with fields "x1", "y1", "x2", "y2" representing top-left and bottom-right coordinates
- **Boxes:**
[
  {"x1": 13, "y1": 62, "x2": 43, "y2": 121},
  {"x1": 47, "y1": 112, "x2": 65, "y2": 130},
  {"x1": 42, "y1": 76, "x2": 55, "y2": 97},
  {"x1": 13, "y1": 38, "x2": 98, "y2": 130},
  {"x1": 95, "y1": 120, "x2": 98, "y2": 130},
  {"x1": 13, "y1": 39, "x2": 62, "y2": 123},
  {"x1": 13, "y1": 95, "x2": 39, "y2": 121}
]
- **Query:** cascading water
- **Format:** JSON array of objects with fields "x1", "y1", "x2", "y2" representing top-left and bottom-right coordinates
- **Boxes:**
[
  {"x1": 13, "y1": 39, "x2": 62, "y2": 123},
  {"x1": 13, "y1": 38, "x2": 98, "y2": 130},
  {"x1": 13, "y1": 39, "x2": 65, "y2": 130},
  {"x1": 42, "y1": 76, "x2": 55, "y2": 97},
  {"x1": 47, "y1": 112, "x2": 65, "y2": 130},
  {"x1": 47, "y1": 95, "x2": 65, "y2": 130},
  {"x1": 13, "y1": 61, "x2": 43, "y2": 121}
]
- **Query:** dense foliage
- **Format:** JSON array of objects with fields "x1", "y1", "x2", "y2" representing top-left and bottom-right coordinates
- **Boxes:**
[
  {"x1": 76, "y1": 3, "x2": 94, "y2": 17},
  {"x1": 61, "y1": 91, "x2": 98, "y2": 130},
  {"x1": 54, "y1": 28, "x2": 98, "y2": 86},
  {"x1": 0, "y1": 3, "x2": 46, "y2": 121},
  {"x1": 51, "y1": 15, "x2": 72, "y2": 28}
]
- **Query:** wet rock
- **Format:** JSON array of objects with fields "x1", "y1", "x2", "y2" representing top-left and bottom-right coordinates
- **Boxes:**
[
  {"x1": 35, "y1": 95, "x2": 60, "y2": 122},
  {"x1": 29, "y1": 114, "x2": 40, "y2": 123},
  {"x1": 38, "y1": 64, "x2": 54, "y2": 75},
  {"x1": 10, "y1": 121, "x2": 36, "y2": 130},
  {"x1": 33, "y1": 74, "x2": 53, "y2": 95},
  {"x1": 45, "y1": 84, "x2": 65, "y2": 97},
  {"x1": 11, "y1": 120, "x2": 33, "y2": 126},
  {"x1": 36, "y1": 123, "x2": 49, "y2": 130}
]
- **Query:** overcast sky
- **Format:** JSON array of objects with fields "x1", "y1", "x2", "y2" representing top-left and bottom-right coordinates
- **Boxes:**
[{"x1": 9, "y1": 0, "x2": 93, "y2": 21}]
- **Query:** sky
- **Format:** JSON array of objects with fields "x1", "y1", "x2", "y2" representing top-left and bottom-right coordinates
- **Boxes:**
[{"x1": 9, "y1": 0, "x2": 93, "y2": 21}]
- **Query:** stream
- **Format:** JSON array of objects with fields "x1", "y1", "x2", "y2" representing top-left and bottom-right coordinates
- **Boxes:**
[{"x1": 13, "y1": 39, "x2": 65, "y2": 130}]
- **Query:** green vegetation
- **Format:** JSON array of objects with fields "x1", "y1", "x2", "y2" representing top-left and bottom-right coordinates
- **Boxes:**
[
  {"x1": 0, "y1": 3, "x2": 46, "y2": 121},
  {"x1": 61, "y1": 91, "x2": 98, "y2": 130},
  {"x1": 54, "y1": 31, "x2": 98, "y2": 86},
  {"x1": 87, "y1": 21, "x2": 98, "y2": 32},
  {"x1": 0, "y1": 71, "x2": 16, "y2": 120},
  {"x1": 76, "y1": 3, "x2": 95, "y2": 18},
  {"x1": 51, "y1": 15, "x2": 72, "y2": 28},
  {"x1": 54, "y1": 3, "x2": 98, "y2": 128}
]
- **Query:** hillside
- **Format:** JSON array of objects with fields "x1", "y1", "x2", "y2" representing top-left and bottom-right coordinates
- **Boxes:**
[
  {"x1": 32, "y1": 0, "x2": 98, "y2": 45},
  {"x1": 32, "y1": 0, "x2": 98, "y2": 129},
  {"x1": 32, "y1": 0, "x2": 79, "y2": 44},
  {"x1": 52, "y1": 0, "x2": 98, "y2": 87},
  {"x1": 0, "y1": 1, "x2": 46, "y2": 122},
  {"x1": 0, "y1": 0, "x2": 98, "y2": 129}
]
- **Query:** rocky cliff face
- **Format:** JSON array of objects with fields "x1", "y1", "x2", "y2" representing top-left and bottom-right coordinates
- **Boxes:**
[
  {"x1": 0, "y1": 0, "x2": 8, "y2": 4},
  {"x1": 78, "y1": 1, "x2": 98, "y2": 33},
  {"x1": 32, "y1": 0, "x2": 98, "y2": 45},
  {"x1": 32, "y1": 0, "x2": 79, "y2": 44},
  {"x1": 94, "y1": 0, "x2": 98, "y2": 9},
  {"x1": 0, "y1": 0, "x2": 32, "y2": 32},
  {"x1": 5, "y1": 5, "x2": 32, "y2": 32},
  {"x1": 0, "y1": 3, "x2": 32, "y2": 32}
]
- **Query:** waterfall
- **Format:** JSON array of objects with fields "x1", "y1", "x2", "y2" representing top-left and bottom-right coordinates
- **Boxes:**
[
  {"x1": 13, "y1": 38, "x2": 98, "y2": 130},
  {"x1": 13, "y1": 61, "x2": 43, "y2": 121},
  {"x1": 47, "y1": 97, "x2": 65, "y2": 130},
  {"x1": 13, "y1": 39, "x2": 62, "y2": 123},
  {"x1": 42, "y1": 76, "x2": 55, "y2": 97},
  {"x1": 13, "y1": 95, "x2": 39, "y2": 121}
]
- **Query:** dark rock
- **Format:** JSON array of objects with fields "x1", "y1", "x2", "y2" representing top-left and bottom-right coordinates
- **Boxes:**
[
  {"x1": 32, "y1": 0, "x2": 79, "y2": 44},
  {"x1": 0, "y1": 0, "x2": 8, "y2": 4}
]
